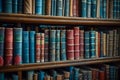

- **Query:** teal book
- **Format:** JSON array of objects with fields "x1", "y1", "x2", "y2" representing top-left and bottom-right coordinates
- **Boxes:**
[
  {"x1": 0, "y1": 0, "x2": 2, "y2": 12},
  {"x1": 35, "y1": 0, "x2": 43, "y2": 15},
  {"x1": 0, "y1": 73, "x2": 4, "y2": 80},
  {"x1": 100, "y1": 0, "x2": 103, "y2": 18},
  {"x1": 4, "y1": 0, "x2": 12, "y2": 13},
  {"x1": 56, "y1": 0, "x2": 63, "y2": 16},
  {"x1": 81, "y1": 0, "x2": 87, "y2": 17},
  {"x1": 51, "y1": 0, "x2": 57, "y2": 16},
  {"x1": 38, "y1": 71, "x2": 45, "y2": 80},
  {"x1": 103, "y1": 0, "x2": 107, "y2": 18},
  {"x1": 91, "y1": 0, "x2": 97, "y2": 17},
  {"x1": 73, "y1": 68, "x2": 79, "y2": 80},
  {"x1": 87, "y1": 0, "x2": 92, "y2": 17},
  {"x1": 12, "y1": 74, "x2": 18, "y2": 80},
  {"x1": 56, "y1": 30, "x2": 60, "y2": 61},
  {"x1": 17, "y1": 0, "x2": 23, "y2": 13},
  {"x1": 12, "y1": 0, "x2": 18, "y2": 13},
  {"x1": 63, "y1": 0, "x2": 70, "y2": 16}
]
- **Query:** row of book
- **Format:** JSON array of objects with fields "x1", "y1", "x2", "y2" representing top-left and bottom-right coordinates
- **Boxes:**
[
  {"x1": 0, "y1": 0, "x2": 120, "y2": 19},
  {"x1": 0, "y1": 64, "x2": 120, "y2": 80},
  {"x1": 0, "y1": 26, "x2": 120, "y2": 66}
]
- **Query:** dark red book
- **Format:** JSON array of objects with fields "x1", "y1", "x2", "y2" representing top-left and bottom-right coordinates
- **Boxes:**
[
  {"x1": 74, "y1": 27, "x2": 80, "y2": 60},
  {"x1": 5, "y1": 28, "x2": 13, "y2": 66},
  {"x1": 67, "y1": 30, "x2": 74, "y2": 60},
  {"x1": 40, "y1": 33, "x2": 44, "y2": 63},
  {"x1": 99, "y1": 70, "x2": 105, "y2": 80},
  {"x1": 72, "y1": 0, "x2": 79, "y2": 17}
]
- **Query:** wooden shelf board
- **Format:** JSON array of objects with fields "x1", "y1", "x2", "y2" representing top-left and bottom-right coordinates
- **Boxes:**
[
  {"x1": 0, "y1": 57, "x2": 120, "y2": 72},
  {"x1": 0, "y1": 13, "x2": 120, "y2": 25}
]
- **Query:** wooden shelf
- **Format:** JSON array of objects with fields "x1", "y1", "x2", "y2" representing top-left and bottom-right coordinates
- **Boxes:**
[
  {"x1": 0, "y1": 13, "x2": 120, "y2": 25},
  {"x1": 0, "y1": 57, "x2": 120, "y2": 72}
]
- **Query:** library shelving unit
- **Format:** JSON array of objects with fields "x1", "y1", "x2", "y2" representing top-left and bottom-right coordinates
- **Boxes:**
[{"x1": 0, "y1": 13, "x2": 120, "y2": 80}]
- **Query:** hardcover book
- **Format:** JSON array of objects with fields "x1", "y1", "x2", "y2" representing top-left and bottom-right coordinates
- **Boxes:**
[
  {"x1": 57, "y1": 0, "x2": 63, "y2": 16},
  {"x1": 24, "y1": 0, "x2": 33, "y2": 14},
  {"x1": 56, "y1": 30, "x2": 60, "y2": 61},
  {"x1": 12, "y1": 0, "x2": 18, "y2": 13},
  {"x1": 4, "y1": 0, "x2": 12, "y2": 13}
]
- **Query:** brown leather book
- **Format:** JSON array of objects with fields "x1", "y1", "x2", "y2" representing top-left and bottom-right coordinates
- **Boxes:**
[{"x1": 45, "y1": 0, "x2": 51, "y2": 15}]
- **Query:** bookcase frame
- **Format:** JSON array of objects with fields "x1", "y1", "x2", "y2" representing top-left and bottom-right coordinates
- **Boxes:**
[{"x1": 0, "y1": 13, "x2": 120, "y2": 80}]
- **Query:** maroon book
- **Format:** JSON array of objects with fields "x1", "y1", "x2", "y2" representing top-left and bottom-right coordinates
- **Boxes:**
[
  {"x1": 99, "y1": 70, "x2": 105, "y2": 80},
  {"x1": 74, "y1": 27, "x2": 80, "y2": 60},
  {"x1": 67, "y1": 30, "x2": 74, "y2": 60},
  {"x1": 5, "y1": 28, "x2": 13, "y2": 66},
  {"x1": 72, "y1": 0, "x2": 79, "y2": 17}
]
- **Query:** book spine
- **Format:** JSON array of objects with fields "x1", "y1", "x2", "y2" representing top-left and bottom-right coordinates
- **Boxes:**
[
  {"x1": 113, "y1": 0, "x2": 117, "y2": 19},
  {"x1": 87, "y1": 0, "x2": 92, "y2": 17},
  {"x1": 63, "y1": 71, "x2": 70, "y2": 80},
  {"x1": 84, "y1": 31, "x2": 90, "y2": 59},
  {"x1": 67, "y1": 30, "x2": 74, "y2": 60},
  {"x1": 51, "y1": 0, "x2": 57, "y2": 16},
  {"x1": 113, "y1": 30, "x2": 117, "y2": 56},
  {"x1": 27, "y1": 71, "x2": 34, "y2": 80},
  {"x1": 72, "y1": 0, "x2": 77, "y2": 17},
  {"x1": 22, "y1": 31, "x2": 29, "y2": 63},
  {"x1": 29, "y1": 31, "x2": 35, "y2": 63},
  {"x1": 17, "y1": 0, "x2": 23, "y2": 13},
  {"x1": 56, "y1": 30, "x2": 60, "y2": 61},
  {"x1": 50, "y1": 30, "x2": 56, "y2": 61},
  {"x1": 4, "y1": 0, "x2": 12, "y2": 13},
  {"x1": 99, "y1": 70, "x2": 105, "y2": 80},
  {"x1": 0, "y1": 0, "x2": 2, "y2": 12},
  {"x1": 42, "y1": 0, "x2": 45, "y2": 15},
  {"x1": 100, "y1": 0, "x2": 103, "y2": 18},
  {"x1": 70, "y1": 0, "x2": 73, "y2": 16},
  {"x1": 74, "y1": 27, "x2": 80, "y2": 60},
  {"x1": 38, "y1": 71, "x2": 45, "y2": 80},
  {"x1": 100, "y1": 32, "x2": 104, "y2": 57},
  {"x1": 95, "y1": 31, "x2": 98, "y2": 58},
  {"x1": 78, "y1": 73, "x2": 83, "y2": 80},
  {"x1": 103, "y1": 33, "x2": 107, "y2": 57},
  {"x1": 36, "y1": 33, "x2": 41, "y2": 63},
  {"x1": 82, "y1": 0, "x2": 87, "y2": 17},
  {"x1": 73, "y1": 68, "x2": 79, "y2": 80},
  {"x1": 12, "y1": 74, "x2": 18, "y2": 80},
  {"x1": 35, "y1": 0, "x2": 42, "y2": 15},
  {"x1": 13, "y1": 28, "x2": 22, "y2": 65},
  {"x1": 0, "y1": 27, "x2": 5, "y2": 66},
  {"x1": 45, "y1": 0, "x2": 51, "y2": 15},
  {"x1": 91, "y1": 0, "x2": 97, "y2": 17},
  {"x1": 5, "y1": 28, "x2": 13, "y2": 66},
  {"x1": 119, "y1": 0, "x2": 120, "y2": 19},
  {"x1": 44, "y1": 29, "x2": 49, "y2": 62},
  {"x1": 50, "y1": 70, "x2": 57, "y2": 80},
  {"x1": 90, "y1": 30, "x2": 96, "y2": 58},
  {"x1": 79, "y1": 29, "x2": 84, "y2": 59},
  {"x1": 12, "y1": 0, "x2": 18, "y2": 13},
  {"x1": 60, "y1": 30, "x2": 66, "y2": 61},
  {"x1": 103, "y1": 0, "x2": 107, "y2": 18},
  {"x1": 57, "y1": 0, "x2": 63, "y2": 16},
  {"x1": 96, "y1": 0, "x2": 100, "y2": 18},
  {"x1": 33, "y1": 73, "x2": 38, "y2": 80},
  {"x1": 24, "y1": 0, "x2": 32, "y2": 14},
  {"x1": 64, "y1": 0, "x2": 70, "y2": 16},
  {"x1": 0, "y1": 73, "x2": 4, "y2": 80},
  {"x1": 32, "y1": 0, "x2": 35, "y2": 14},
  {"x1": 40, "y1": 33, "x2": 44, "y2": 62}
]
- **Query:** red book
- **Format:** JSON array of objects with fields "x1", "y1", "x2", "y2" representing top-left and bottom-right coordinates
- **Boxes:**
[
  {"x1": 99, "y1": 70, "x2": 105, "y2": 80},
  {"x1": 67, "y1": 30, "x2": 74, "y2": 60},
  {"x1": 5, "y1": 28, "x2": 13, "y2": 66},
  {"x1": 79, "y1": 29, "x2": 84, "y2": 59},
  {"x1": 74, "y1": 27, "x2": 80, "y2": 60},
  {"x1": 36, "y1": 33, "x2": 41, "y2": 63},
  {"x1": 40, "y1": 33, "x2": 44, "y2": 63},
  {"x1": 72, "y1": 0, "x2": 79, "y2": 17}
]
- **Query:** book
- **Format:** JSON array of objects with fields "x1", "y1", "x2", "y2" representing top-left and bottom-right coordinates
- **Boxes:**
[
  {"x1": 99, "y1": 70, "x2": 105, "y2": 80},
  {"x1": 33, "y1": 73, "x2": 38, "y2": 80},
  {"x1": 56, "y1": 30, "x2": 60, "y2": 61},
  {"x1": 100, "y1": 0, "x2": 103, "y2": 18},
  {"x1": 36, "y1": 33, "x2": 41, "y2": 63},
  {"x1": 12, "y1": 0, "x2": 18, "y2": 13},
  {"x1": 56, "y1": 74, "x2": 63, "y2": 80},
  {"x1": 50, "y1": 70, "x2": 57, "y2": 80},
  {"x1": 51, "y1": 0, "x2": 57, "y2": 16},
  {"x1": 27, "y1": 71, "x2": 34, "y2": 80},
  {"x1": 4, "y1": 0, "x2": 12, "y2": 13},
  {"x1": 63, "y1": 71, "x2": 70, "y2": 80},
  {"x1": 29, "y1": 31, "x2": 35, "y2": 63},
  {"x1": 74, "y1": 27, "x2": 80, "y2": 60},
  {"x1": 60, "y1": 30, "x2": 66, "y2": 61},
  {"x1": 13, "y1": 28, "x2": 22, "y2": 65},
  {"x1": 81, "y1": 0, "x2": 87, "y2": 17},
  {"x1": 38, "y1": 71, "x2": 45, "y2": 80},
  {"x1": 24, "y1": 0, "x2": 32, "y2": 14},
  {"x1": 12, "y1": 74, "x2": 18, "y2": 80},
  {"x1": 17, "y1": 0, "x2": 23, "y2": 13},
  {"x1": 0, "y1": 73, "x2": 4, "y2": 80},
  {"x1": 73, "y1": 68, "x2": 79, "y2": 80},
  {"x1": 67, "y1": 30, "x2": 74, "y2": 60},
  {"x1": 56, "y1": 0, "x2": 63, "y2": 16},
  {"x1": 0, "y1": 0, "x2": 2, "y2": 12},
  {"x1": 103, "y1": 0, "x2": 107, "y2": 18},
  {"x1": 22, "y1": 31, "x2": 29, "y2": 63},
  {"x1": 40, "y1": 33, "x2": 45, "y2": 62},
  {"x1": 0, "y1": 27, "x2": 5, "y2": 66},
  {"x1": 91, "y1": 0, "x2": 97, "y2": 17},
  {"x1": 87, "y1": 0, "x2": 92, "y2": 17},
  {"x1": 49, "y1": 30, "x2": 56, "y2": 61},
  {"x1": 64, "y1": 0, "x2": 70, "y2": 16},
  {"x1": 96, "y1": 0, "x2": 100, "y2": 18},
  {"x1": 35, "y1": 0, "x2": 43, "y2": 15},
  {"x1": 72, "y1": 0, "x2": 79, "y2": 17},
  {"x1": 45, "y1": 0, "x2": 51, "y2": 15},
  {"x1": 5, "y1": 28, "x2": 13, "y2": 66}
]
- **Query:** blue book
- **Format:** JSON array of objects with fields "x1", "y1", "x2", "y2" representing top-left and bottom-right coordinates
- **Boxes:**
[
  {"x1": 84, "y1": 31, "x2": 90, "y2": 59},
  {"x1": 57, "y1": 0, "x2": 63, "y2": 16},
  {"x1": 66, "y1": 66, "x2": 74, "y2": 80},
  {"x1": 17, "y1": 0, "x2": 23, "y2": 13},
  {"x1": 64, "y1": 0, "x2": 70, "y2": 16},
  {"x1": 90, "y1": 31, "x2": 96, "y2": 58},
  {"x1": 51, "y1": 0, "x2": 57, "y2": 16},
  {"x1": 4, "y1": 0, "x2": 12, "y2": 13},
  {"x1": 38, "y1": 71, "x2": 45, "y2": 80},
  {"x1": 100, "y1": 0, "x2": 103, "y2": 18},
  {"x1": 22, "y1": 31, "x2": 29, "y2": 63},
  {"x1": 12, "y1": 74, "x2": 18, "y2": 80},
  {"x1": 0, "y1": 0, "x2": 2, "y2": 12},
  {"x1": 60, "y1": 30, "x2": 66, "y2": 61},
  {"x1": 91, "y1": 0, "x2": 97, "y2": 17},
  {"x1": 29, "y1": 31, "x2": 35, "y2": 63},
  {"x1": 0, "y1": 27, "x2": 5, "y2": 66},
  {"x1": 56, "y1": 30, "x2": 60, "y2": 61},
  {"x1": 27, "y1": 71, "x2": 34, "y2": 80},
  {"x1": 87, "y1": 0, "x2": 92, "y2": 17},
  {"x1": 73, "y1": 68, "x2": 79, "y2": 80},
  {"x1": 13, "y1": 28, "x2": 22, "y2": 65},
  {"x1": 113, "y1": 0, "x2": 117, "y2": 19},
  {"x1": 82, "y1": 0, "x2": 87, "y2": 17},
  {"x1": 0, "y1": 73, "x2": 4, "y2": 80},
  {"x1": 35, "y1": 0, "x2": 43, "y2": 15},
  {"x1": 12, "y1": 0, "x2": 18, "y2": 13},
  {"x1": 103, "y1": 0, "x2": 107, "y2": 18}
]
